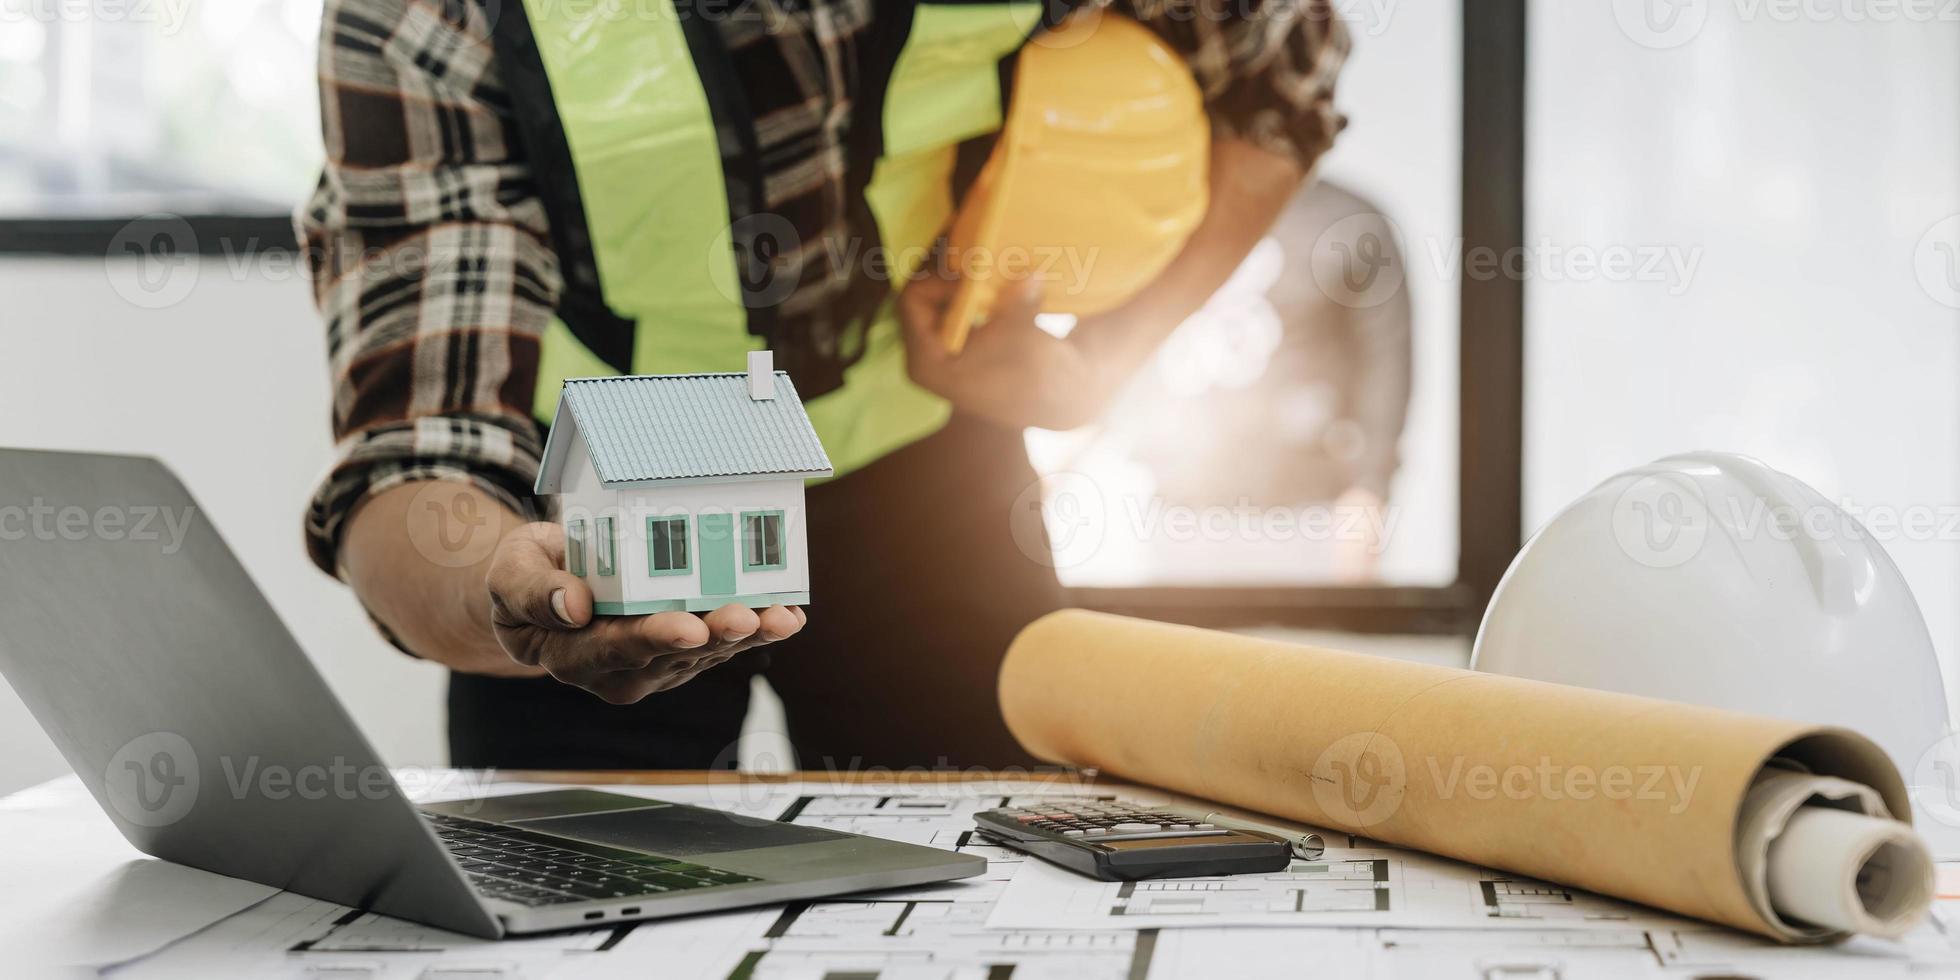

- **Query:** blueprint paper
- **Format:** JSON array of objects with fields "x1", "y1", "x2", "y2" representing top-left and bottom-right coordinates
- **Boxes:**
[
  {"x1": 997, "y1": 610, "x2": 1916, "y2": 941},
  {"x1": 986, "y1": 832, "x2": 1706, "y2": 932},
  {"x1": 86, "y1": 777, "x2": 1960, "y2": 979}
]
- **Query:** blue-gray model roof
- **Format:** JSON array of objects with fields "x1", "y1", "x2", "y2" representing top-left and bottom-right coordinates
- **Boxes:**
[{"x1": 536, "y1": 373, "x2": 833, "y2": 491}]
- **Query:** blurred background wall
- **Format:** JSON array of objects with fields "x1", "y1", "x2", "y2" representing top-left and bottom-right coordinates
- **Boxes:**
[
  {"x1": 1526, "y1": 2, "x2": 1960, "y2": 716},
  {"x1": 0, "y1": 1, "x2": 1955, "y2": 796}
]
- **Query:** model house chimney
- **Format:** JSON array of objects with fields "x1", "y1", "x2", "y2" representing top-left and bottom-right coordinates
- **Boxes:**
[{"x1": 748, "y1": 350, "x2": 776, "y2": 401}]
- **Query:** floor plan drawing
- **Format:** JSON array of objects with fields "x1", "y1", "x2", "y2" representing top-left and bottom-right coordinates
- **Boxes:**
[
  {"x1": 95, "y1": 777, "x2": 1960, "y2": 980},
  {"x1": 1474, "y1": 874, "x2": 1664, "y2": 925},
  {"x1": 986, "y1": 831, "x2": 1702, "y2": 933},
  {"x1": 1110, "y1": 859, "x2": 1391, "y2": 917}
]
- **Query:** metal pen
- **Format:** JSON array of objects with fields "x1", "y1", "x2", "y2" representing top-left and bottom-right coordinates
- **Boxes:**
[{"x1": 1172, "y1": 808, "x2": 1326, "y2": 860}]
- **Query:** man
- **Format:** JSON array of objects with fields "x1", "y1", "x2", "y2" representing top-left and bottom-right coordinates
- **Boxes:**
[{"x1": 301, "y1": 0, "x2": 1349, "y2": 772}]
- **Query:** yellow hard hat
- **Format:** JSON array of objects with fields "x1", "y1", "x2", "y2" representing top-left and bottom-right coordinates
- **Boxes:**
[{"x1": 939, "y1": 10, "x2": 1210, "y2": 353}]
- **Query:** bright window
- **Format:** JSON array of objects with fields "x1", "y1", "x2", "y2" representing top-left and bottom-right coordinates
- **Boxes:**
[
  {"x1": 0, "y1": 2, "x2": 324, "y2": 216},
  {"x1": 741, "y1": 511, "x2": 786, "y2": 571},
  {"x1": 594, "y1": 517, "x2": 616, "y2": 577},
  {"x1": 647, "y1": 516, "x2": 690, "y2": 576},
  {"x1": 1020, "y1": 0, "x2": 1462, "y2": 589},
  {"x1": 565, "y1": 519, "x2": 587, "y2": 577}
]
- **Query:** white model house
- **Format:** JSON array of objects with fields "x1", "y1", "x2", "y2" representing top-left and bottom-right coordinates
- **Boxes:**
[{"x1": 534, "y1": 353, "x2": 832, "y2": 616}]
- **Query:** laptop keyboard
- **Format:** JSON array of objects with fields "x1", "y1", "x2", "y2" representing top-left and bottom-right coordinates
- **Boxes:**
[{"x1": 426, "y1": 813, "x2": 762, "y2": 908}]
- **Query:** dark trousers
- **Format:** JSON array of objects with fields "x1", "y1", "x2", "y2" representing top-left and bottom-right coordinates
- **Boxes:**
[{"x1": 447, "y1": 415, "x2": 1062, "y2": 771}]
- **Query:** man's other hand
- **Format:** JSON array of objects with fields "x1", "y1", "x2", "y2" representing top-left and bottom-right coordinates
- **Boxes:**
[
  {"x1": 486, "y1": 523, "x2": 806, "y2": 704},
  {"x1": 898, "y1": 268, "x2": 1110, "y2": 431}
]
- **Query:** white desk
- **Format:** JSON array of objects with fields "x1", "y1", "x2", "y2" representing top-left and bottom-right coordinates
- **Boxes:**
[{"x1": 6, "y1": 770, "x2": 1959, "y2": 979}]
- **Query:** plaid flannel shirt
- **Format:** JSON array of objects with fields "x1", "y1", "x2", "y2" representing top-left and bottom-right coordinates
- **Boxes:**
[{"x1": 300, "y1": 0, "x2": 1350, "y2": 577}]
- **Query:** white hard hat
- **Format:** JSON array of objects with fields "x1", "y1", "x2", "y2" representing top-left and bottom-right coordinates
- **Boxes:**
[{"x1": 1472, "y1": 452, "x2": 1949, "y2": 784}]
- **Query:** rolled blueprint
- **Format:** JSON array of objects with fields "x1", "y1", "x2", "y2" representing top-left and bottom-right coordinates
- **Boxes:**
[
  {"x1": 997, "y1": 610, "x2": 1929, "y2": 942},
  {"x1": 1755, "y1": 772, "x2": 1934, "y2": 939}
]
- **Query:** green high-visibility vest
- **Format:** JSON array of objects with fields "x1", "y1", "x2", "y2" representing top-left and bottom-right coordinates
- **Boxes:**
[{"x1": 501, "y1": 0, "x2": 1044, "y2": 478}]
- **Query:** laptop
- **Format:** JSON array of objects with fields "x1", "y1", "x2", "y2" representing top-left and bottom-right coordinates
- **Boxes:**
[{"x1": 0, "y1": 449, "x2": 982, "y2": 938}]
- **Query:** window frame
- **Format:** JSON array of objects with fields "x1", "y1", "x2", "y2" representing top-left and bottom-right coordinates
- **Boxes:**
[
  {"x1": 1067, "y1": 0, "x2": 1527, "y2": 636},
  {"x1": 594, "y1": 516, "x2": 617, "y2": 577},
  {"x1": 739, "y1": 510, "x2": 788, "y2": 572},
  {"x1": 0, "y1": 215, "x2": 298, "y2": 257},
  {"x1": 646, "y1": 515, "x2": 692, "y2": 577},
  {"x1": 565, "y1": 519, "x2": 588, "y2": 577}
]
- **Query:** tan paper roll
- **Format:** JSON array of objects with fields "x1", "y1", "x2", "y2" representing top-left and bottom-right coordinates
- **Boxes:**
[{"x1": 998, "y1": 610, "x2": 1913, "y2": 941}]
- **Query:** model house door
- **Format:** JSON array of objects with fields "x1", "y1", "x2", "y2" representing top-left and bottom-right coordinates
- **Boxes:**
[{"x1": 696, "y1": 513, "x2": 737, "y2": 597}]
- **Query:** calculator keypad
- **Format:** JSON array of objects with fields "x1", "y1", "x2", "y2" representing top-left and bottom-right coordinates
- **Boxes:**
[{"x1": 981, "y1": 801, "x2": 1228, "y2": 842}]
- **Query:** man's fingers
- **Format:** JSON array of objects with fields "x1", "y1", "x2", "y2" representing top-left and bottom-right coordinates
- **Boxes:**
[
  {"x1": 518, "y1": 611, "x2": 708, "y2": 680},
  {"x1": 700, "y1": 604, "x2": 762, "y2": 644},
  {"x1": 634, "y1": 611, "x2": 714, "y2": 652},
  {"x1": 756, "y1": 604, "x2": 802, "y2": 641},
  {"x1": 510, "y1": 602, "x2": 808, "y2": 704},
  {"x1": 487, "y1": 523, "x2": 590, "y2": 635},
  {"x1": 898, "y1": 278, "x2": 953, "y2": 364}
]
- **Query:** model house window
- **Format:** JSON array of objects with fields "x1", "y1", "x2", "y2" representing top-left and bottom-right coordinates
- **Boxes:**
[
  {"x1": 594, "y1": 517, "x2": 617, "y2": 577},
  {"x1": 647, "y1": 516, "x2": 691, "y2": 576},
  {"x1": 741, "y1": 511, "x2": 787, "y2": 571},
  {"x1": 565, "y1": 519, "x2": 588, "y2": 577}
]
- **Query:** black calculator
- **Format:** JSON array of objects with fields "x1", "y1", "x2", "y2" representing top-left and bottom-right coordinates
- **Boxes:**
[{"x1": 973, "y1": 800, "x2": 1295, "y2": 881}]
